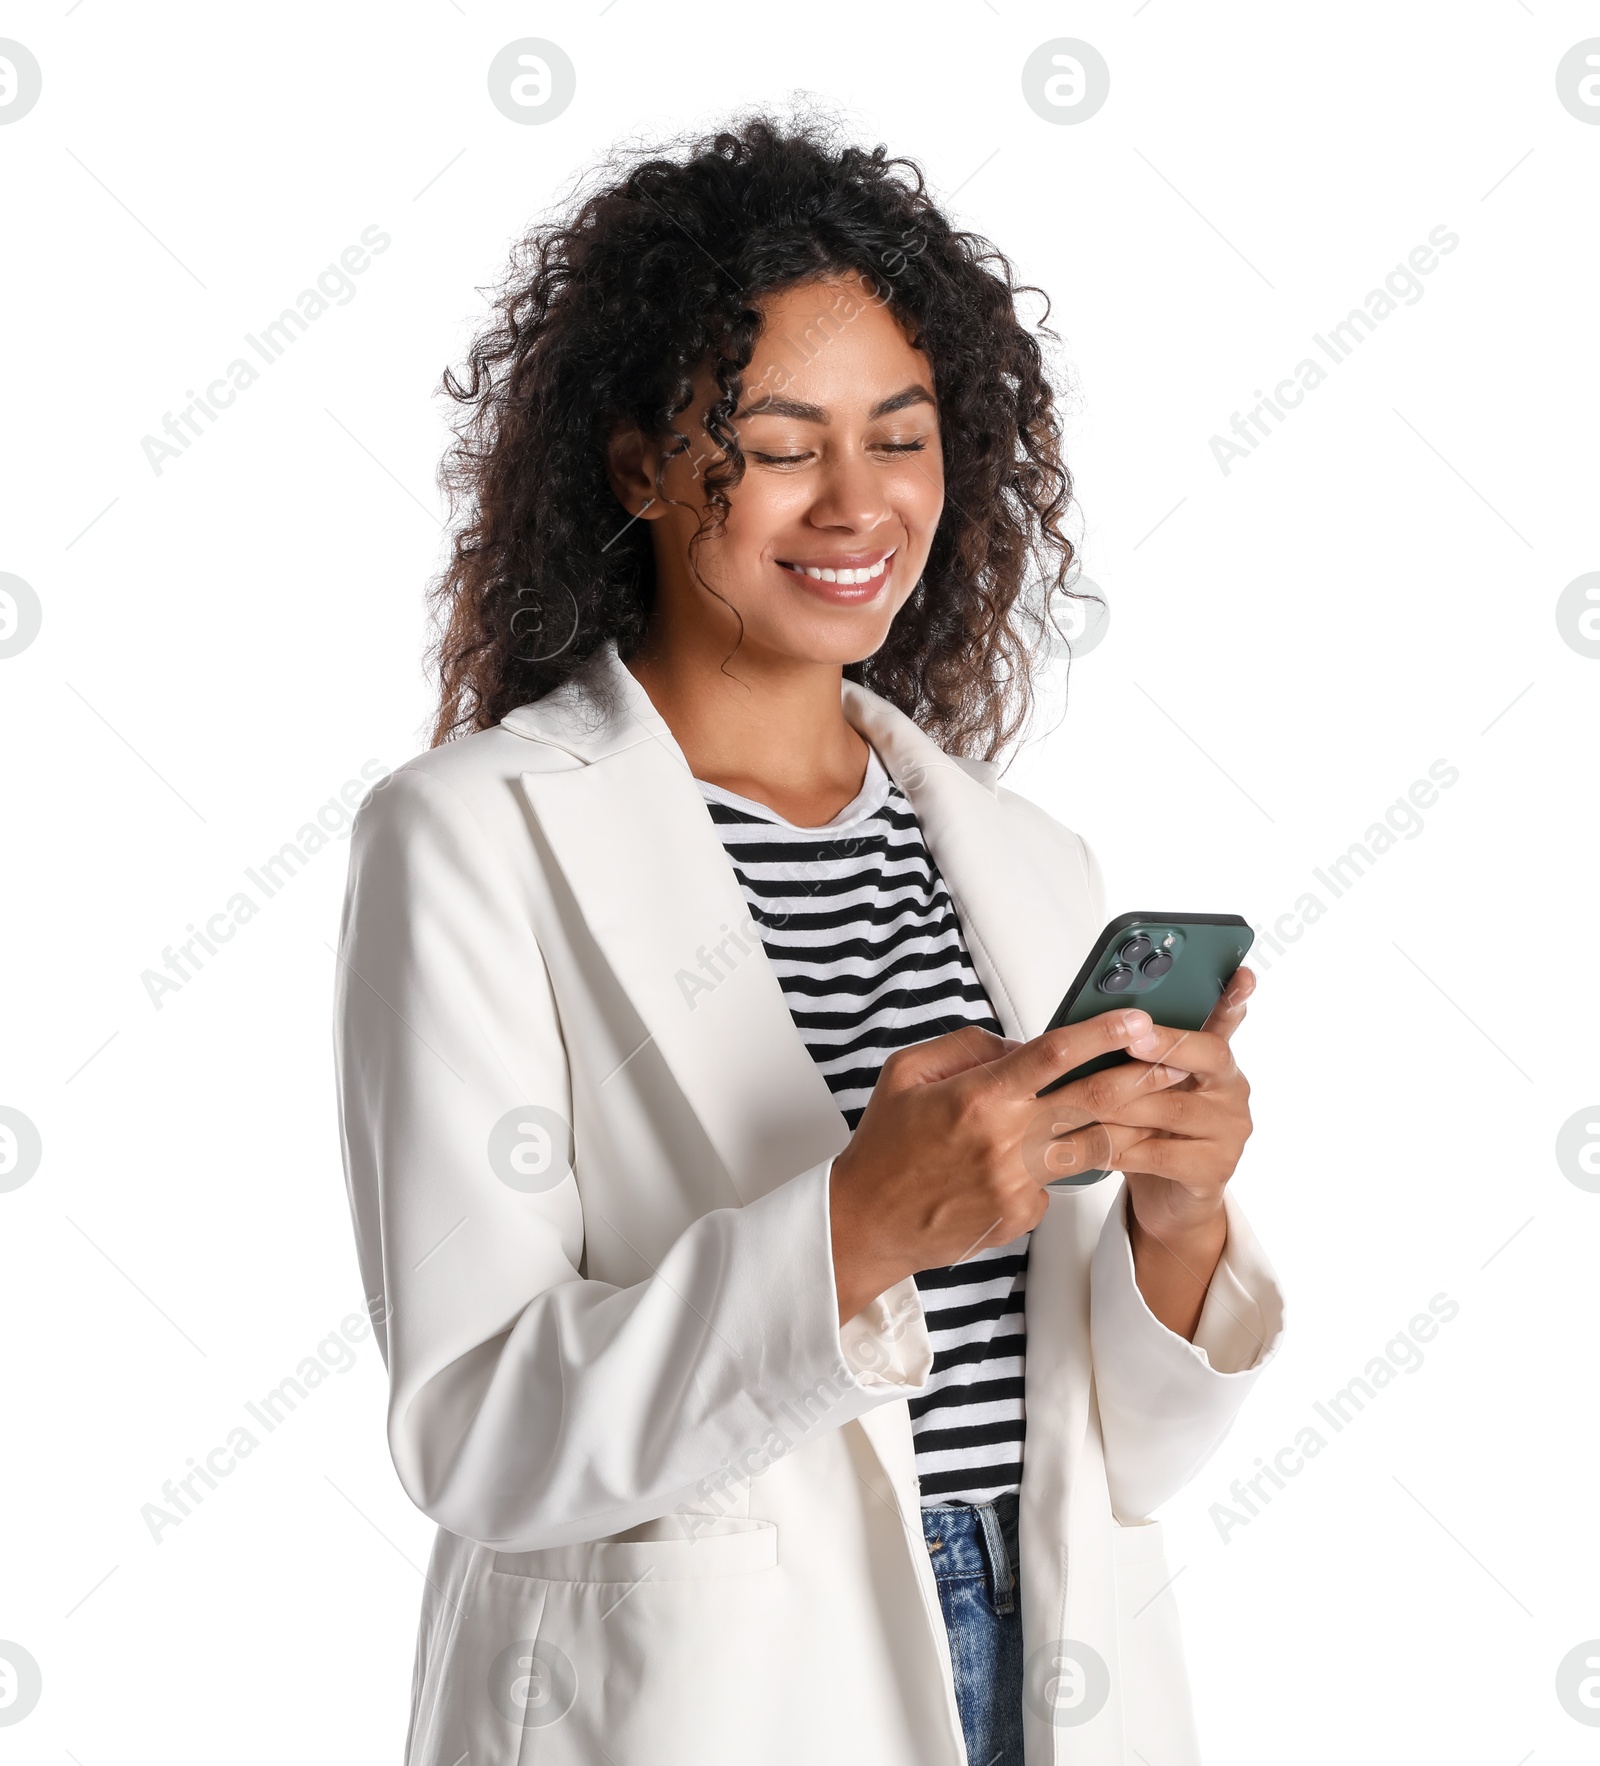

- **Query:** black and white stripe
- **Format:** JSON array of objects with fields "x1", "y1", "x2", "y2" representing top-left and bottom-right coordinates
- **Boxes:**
[{"x1": 697, "y1": 748, "x2": 1028, "y2": 1505}]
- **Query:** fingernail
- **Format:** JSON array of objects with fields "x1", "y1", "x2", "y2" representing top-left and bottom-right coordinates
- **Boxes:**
[
  {"x1": 1161, "y1": 1065, "x2": 1190, "y2": 1084},
  {"x1": 1129, "y1": 1031, "x2": 1161, "y2": 1055},
  {"x1": 1121, "y1": 1010, "x2": 1152, "y2": 1036}
]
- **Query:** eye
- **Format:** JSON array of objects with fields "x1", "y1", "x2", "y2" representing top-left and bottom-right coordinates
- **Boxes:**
[
  {"x1": 874, "y1": 439, "x2": 928, "y2": 454},
  {"x1": 749, "y1": 450, "x2": 814, "y2": 467}
]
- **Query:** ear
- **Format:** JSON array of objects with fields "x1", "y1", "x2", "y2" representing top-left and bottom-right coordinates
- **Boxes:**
[{"x1": 605, "y1": 421, "x2": 665, "y2": 520}]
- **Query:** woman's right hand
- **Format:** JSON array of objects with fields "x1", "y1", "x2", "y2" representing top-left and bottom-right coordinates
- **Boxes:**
[{"x1": 826, "y1": 1007, "x2": 1187, "y2": 1325}]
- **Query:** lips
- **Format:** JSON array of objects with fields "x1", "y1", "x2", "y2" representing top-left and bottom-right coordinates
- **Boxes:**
[{"x1": 776, "y1": 548, "x2": 895, "y2": 586}]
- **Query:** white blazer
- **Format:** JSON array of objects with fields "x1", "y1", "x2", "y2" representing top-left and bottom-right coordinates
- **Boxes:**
[{"x1": 332, "y1": 642, "x2": 1286, "y2": 1766}]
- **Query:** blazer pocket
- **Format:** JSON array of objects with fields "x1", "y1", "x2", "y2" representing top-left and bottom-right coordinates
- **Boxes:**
[{"x1": 490, "y1": 1517, "x2": 778, "y2": 1584}]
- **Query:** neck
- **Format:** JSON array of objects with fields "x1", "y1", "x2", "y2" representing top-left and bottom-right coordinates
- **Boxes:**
[{"x1": 624, "y1": 627, "x2": 871, "y2": 827}]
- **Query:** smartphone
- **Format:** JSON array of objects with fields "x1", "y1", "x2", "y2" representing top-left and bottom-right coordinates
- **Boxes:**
[{"x1": 1035, "y1": 912, "x2": 1254, "y2": 1188}]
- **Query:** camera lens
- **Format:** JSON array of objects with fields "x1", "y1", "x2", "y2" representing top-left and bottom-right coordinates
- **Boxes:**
[
  {"x1": 1099, "y1": 964, "x2": 1134, "y2": 993},
  {"x1": 1120, "y1": 934, "x2": 1153, "y2": 964},
  {"x1": 1140, "y1": 950, "x2": 1173, "y2": 979}
]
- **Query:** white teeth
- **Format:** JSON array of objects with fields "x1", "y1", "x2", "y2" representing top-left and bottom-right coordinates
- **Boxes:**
[{"x1": 783, "y1": 553, "x2": 893, "y2": 583}]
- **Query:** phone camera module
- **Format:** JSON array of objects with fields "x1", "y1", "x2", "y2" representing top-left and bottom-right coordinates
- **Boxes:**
[
  {"x1": 1140, "y1": 950, "x2": 1174, "y2": 979},
  {"x1": 1119, "y1": 934, "x2": 1153, "y2": 964},
  {"x1": 1099, "y1": 964, "x2": 1134, "y2": 994}
]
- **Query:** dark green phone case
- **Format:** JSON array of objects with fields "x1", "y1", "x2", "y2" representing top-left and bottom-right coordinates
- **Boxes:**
[{"x1": 1036, "y1": 911, "x2": 1254, "y2": 1187}]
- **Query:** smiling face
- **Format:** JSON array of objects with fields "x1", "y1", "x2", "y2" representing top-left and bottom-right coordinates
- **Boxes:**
[{"x1": 608, "y1": 275, "x2": 945, "y2": 669}]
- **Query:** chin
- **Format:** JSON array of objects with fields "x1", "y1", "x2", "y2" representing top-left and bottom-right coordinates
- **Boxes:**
[
  {"x1": 762, "y1": 583, "x2": 915, "y2": 669},
  {"x1": 781, "y1": 608, "x2": 900, "y2": 668}
]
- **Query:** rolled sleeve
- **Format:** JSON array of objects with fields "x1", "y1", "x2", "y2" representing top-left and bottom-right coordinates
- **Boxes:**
[
  {"x1": 820, "y1": 1159, "x2": 934, "y2": 1393},
  {"x1": 1090, "y1": 1179, "x2": 1286, "y2": 1520},
  {"x1": 838, "y1": 1276, "x2": 933, "y2": 1390}
]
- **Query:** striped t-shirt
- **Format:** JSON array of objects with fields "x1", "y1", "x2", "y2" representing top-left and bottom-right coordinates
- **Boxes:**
[{"x1": 696, "y1": 745, "x2": 1028, "y2": 1506}]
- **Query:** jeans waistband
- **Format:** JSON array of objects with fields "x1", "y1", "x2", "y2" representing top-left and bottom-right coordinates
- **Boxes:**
[{"x1": 921, "y1": 1490, "x2": 1020, "y2": 1616}]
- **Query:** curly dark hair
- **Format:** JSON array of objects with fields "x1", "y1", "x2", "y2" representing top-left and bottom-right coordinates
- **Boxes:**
[{"x1": 428, "y1": 112, "x2": 1084, "y2": 759}]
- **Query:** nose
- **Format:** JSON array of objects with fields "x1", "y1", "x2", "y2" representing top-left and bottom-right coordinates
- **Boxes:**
[{"x1": 805, "y1": 447, "x2": 893, "y2": 537}]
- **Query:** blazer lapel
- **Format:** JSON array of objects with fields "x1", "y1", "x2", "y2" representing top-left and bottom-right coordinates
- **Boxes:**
[
  {"x1": 838, "y1": 681, "x2": 1098, "y2": 1043},
  {"x1": 510, "y1": 665, "x2": 851, "y2": 1211},
  {"x1": 843, "y1": 677, "x2": 1112, "y2": 1695}
]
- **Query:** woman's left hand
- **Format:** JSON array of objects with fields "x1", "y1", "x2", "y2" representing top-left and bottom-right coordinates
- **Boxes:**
[
  {"x1": 1041, "y1": 966, "x2": 1257, "y2": 1244},
  {"x1": 1117, "y1": 965, "x2": 1256, "y2": 1242}
]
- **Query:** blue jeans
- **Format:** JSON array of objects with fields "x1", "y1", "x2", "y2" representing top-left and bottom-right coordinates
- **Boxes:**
[{"x1": 921, "y1": 1492, "x2": 1024, "y2": 1766}]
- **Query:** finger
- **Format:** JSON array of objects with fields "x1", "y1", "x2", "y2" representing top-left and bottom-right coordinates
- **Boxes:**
[
  {"x1": 1200, "y1": 964, "x2": 1256, "y2": 1043},
  {"x1": 882, "y1": 1025, "x2": 1021, "y2": 1090},
  {"x1": 1046, "y1": 1122, "x2": 1228, "y2": 1184},
  {"x1": 1123, "y1": 1021, "x2": 1237, "y2": 1083},
  {"x1": 1113, "y1": 1132, "x2": 1237, "y2": 1183},
  {"x1": 1030, "y1": 1057, "x2": 1193, "y2": 1134},
  {"x1": 1032, "y1": 1116, "x2": 1168, "y2": 1183},
  {"x1": 1028, "y1": 1122, "x2": 1119, "y2": 1184},
  {"x1": 1085, "y1": 1086, "x2": 1236, "y2": 1139},
  {"x1": 1020, "y1": 1073, "x2": 1184, "y2": 1183},
  {"x1": 981, "y1": 1008, "x2": 1157, "y2": 1102}
]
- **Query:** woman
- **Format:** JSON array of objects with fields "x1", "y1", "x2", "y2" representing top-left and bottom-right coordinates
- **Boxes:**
[{"x1": 333, "y1": 118, "x2": 1285, "y2": 1766}]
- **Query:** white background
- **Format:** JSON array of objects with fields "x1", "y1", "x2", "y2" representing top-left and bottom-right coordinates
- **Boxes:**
[{"x1": 2, "y1": 2, "x2": 1596, "y2": 1760}]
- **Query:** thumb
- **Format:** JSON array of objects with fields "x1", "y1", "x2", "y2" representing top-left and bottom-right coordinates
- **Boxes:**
[{"x1": 1200, "y1": 963, "x2": 1256, "y2": 1044}]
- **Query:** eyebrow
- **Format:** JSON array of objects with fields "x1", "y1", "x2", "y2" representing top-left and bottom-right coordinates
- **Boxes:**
[{"x1": 735, "y1": 384, "x2": 936, "y2": 424}]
